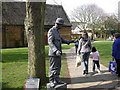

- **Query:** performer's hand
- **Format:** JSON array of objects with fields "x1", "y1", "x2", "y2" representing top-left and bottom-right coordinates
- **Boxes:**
[
  {"x1": 56, "y1": 50, "x2": 61, "y2": 56},
  {"x1": 67, "y1": 42, "x2": 70, "y2": 45}
]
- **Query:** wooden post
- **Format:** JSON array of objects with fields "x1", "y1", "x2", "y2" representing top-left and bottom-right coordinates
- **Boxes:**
[{"x1": 25, "y1": 1, "x2": 46, "y2": 84}]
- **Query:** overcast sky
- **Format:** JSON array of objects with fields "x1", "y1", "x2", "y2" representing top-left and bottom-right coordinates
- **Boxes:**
[{"x1": 46, "y1": 0, "x2": 120, "y2": 16}]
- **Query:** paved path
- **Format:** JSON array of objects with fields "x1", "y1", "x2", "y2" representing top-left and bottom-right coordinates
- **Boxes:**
[{"x1": 63, "y1": 47, "x2": 120, "y2": 89}]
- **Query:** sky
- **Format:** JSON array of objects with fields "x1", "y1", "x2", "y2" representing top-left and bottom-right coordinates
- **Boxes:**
[{"x1": 46, "y1": 0, "x2": 120, "y2": 16}]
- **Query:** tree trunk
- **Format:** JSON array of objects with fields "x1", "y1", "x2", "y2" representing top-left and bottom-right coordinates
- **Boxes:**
[{"x1": 25, "y1": 1, "x2": 46, "y2": 83}]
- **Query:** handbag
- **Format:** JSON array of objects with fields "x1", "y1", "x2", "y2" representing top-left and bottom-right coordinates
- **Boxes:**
[{"x1": 75, "y1": 55, "x2": 81, "y2": 67}]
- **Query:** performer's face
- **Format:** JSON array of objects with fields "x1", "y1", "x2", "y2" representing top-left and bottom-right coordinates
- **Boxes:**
[
  {"x1": 58, "y1": 24, "x2": 63, "y2": 29},
  {"x1": 56, "y1": 24, "x2": 63, "y2": 29}
]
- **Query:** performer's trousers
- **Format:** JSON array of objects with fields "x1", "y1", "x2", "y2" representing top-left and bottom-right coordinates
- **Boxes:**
[{"x1": 49, "y1": 56, "x2": 61, "y2": 83}]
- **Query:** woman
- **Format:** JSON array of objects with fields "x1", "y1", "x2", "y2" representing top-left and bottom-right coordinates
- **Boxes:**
[
  {"x1": 77, "y1": 32, "x2": 91, "y2": 75},
  {"x1": 112, "y1": 33, "x2": 120, "y2": 77}
]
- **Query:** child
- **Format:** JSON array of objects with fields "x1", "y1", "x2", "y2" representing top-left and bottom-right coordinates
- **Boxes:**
[{"x1": 91, "y1": 47, "x2": 101, "y2": 73}]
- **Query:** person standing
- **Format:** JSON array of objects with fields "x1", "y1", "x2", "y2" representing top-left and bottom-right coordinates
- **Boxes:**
[
  {"x1": 48, "y1": 18, "x2": 74, "y2": 88},
  {"x1": 112, "y1": 33, "x2": 120, "y2": 77},
  {"x1": 77, "y1": 32, "x2": 91, "y2": 75},
  {"x1": 91, "y1": 47, "x2": 101, "y2": 73}
]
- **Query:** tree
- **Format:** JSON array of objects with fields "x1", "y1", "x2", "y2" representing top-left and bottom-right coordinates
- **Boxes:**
[
  {"x1": 71, "y1": 4, "x2": 106, "y2": 36},
  {"x1": 24, "y1": 1, "x2": 46, "y2": 83},
  {"x1": 104, "y1": 15, "x2": 119, "y2": 34}
]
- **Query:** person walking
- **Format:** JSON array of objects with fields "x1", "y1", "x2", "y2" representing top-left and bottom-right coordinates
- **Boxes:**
[
  {"x1": 75, "y1": 39, "x2": 79, "y2": 54},
  {"x1": 77, "y1": 32, "x2": 91, "y2": 75},
  {"x1": 75, "y1": 37, "x2": 82, "y2": 54},
  {"x1": 91, "y1": 47, "x2": 101, "y2": 73},
  {"x1": 112, "y1": 33, "x2": 120, "y2": 77},
  {"x1": 48, "y1": 18, "x2": 74, "y2": 88}
]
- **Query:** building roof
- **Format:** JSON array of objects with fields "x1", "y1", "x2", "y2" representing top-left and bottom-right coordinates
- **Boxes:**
[
  {"x1": 2, "y1": 2, "x2": 71, "y2": 26},
  {"x1": 44, "y1": 4, "x2": 71, "y2": 26}
]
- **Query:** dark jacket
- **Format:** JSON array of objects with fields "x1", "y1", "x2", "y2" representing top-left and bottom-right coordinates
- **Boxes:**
[
  {"x1": 112, "y1": 37, "x2": 120, "y2": 59},
  {"x1": 75, "y1": 40, "x2": 79, "y2": 46}
]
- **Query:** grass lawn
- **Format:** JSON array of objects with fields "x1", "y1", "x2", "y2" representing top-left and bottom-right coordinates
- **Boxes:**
[
  {"x1": 2, "y1": 43, "x2": 74, "y2": 89},
  {"x1": 2, "y1": 41, "x2": 114, "y2": 88},
  {"x1": 2, "y1": 48, "x2": 28, "y2": 88},
  {"x1": 92, "y1": 41, "x2": 114, "y2": 67},
  {"x1": 94, "y1": 38, "x2": 106, "y2": 41}
]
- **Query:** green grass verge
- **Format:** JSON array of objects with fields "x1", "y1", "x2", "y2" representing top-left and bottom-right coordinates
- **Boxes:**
[
  {"x1": 92, "y1": 41, "x2": 113, "y2": 67},
  {"x1": 2, "y1": 43, "x2": 75, "y2": 89},
  {"x1": 94, "y1": 38, "x2": 106, "y2": 41}
]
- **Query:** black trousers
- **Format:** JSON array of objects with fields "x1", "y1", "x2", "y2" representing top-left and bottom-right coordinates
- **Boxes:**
[
  {"x1": 115, "y1": 59, "x2": 120, "y2": 76},
  {"x1": 93, "y1": 60, "x2": 100, "y2": 71}
]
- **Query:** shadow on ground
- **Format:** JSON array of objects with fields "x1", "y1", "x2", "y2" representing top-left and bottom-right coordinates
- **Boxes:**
[{"x1": 61, "y1": 70, "x2": 120, "y2": 89}]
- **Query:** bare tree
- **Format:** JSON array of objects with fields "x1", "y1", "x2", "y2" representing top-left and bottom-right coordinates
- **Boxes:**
[
  {"x1": 71, "y1": 4, "x2": 106, "y2": 34},
  {"x1": 104, "y1": 15, "x2": 119, "y2": 34},
  {"x1": 24, "y1": 1, "x2": 46, "y2": 83}
]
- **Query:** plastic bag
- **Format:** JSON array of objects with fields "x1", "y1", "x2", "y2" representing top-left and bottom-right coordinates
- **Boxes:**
[
  {"x1": 108, "y1": 59, "x2": 116, "y2": 74},
  {"x1": 75, "y1": 55, "x2": 81, "y2": 67}
]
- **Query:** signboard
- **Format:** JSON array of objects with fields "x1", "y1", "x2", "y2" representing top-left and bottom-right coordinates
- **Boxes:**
[{"x1": 25, "y1": 78, "x2": 40, "y2": 90}]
